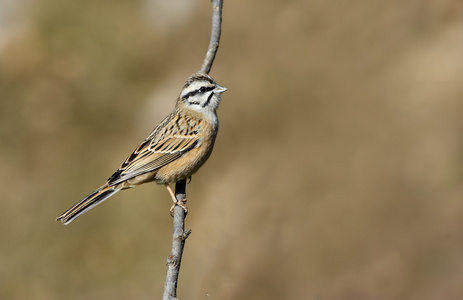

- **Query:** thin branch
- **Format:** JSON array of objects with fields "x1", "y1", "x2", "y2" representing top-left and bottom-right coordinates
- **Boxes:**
[
  {"x1": 162, "y1": 179, "x2": 190, "y2": 300},
  {"x1": 200, "y1": 0, "x2": 224, "y2": 75},
  {"x1": 162, "y1": 0, "x2": 223, "y2": 299}
]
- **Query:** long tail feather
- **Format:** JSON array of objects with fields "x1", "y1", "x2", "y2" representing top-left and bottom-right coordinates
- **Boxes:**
[{"x1": 56, "y1": 187, "x2": 119, "y2": 225}]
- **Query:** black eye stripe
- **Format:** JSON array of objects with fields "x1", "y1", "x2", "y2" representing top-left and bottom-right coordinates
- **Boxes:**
[{"x1": 183, "y1": 85, "x2": 215, "y2": 100}]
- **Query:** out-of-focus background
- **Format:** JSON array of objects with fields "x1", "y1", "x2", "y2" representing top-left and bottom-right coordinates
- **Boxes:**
[{"x1": 1, "y1": 0, "x2": 463, "y2": 299}]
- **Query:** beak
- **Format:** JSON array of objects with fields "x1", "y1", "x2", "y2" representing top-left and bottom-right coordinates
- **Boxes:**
[{"x1": 214, "y1": 85, "x2": 227, "y2": 94}]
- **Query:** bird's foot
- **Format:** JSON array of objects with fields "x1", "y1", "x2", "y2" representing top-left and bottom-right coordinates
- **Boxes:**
[{"x1": 169, "y1": 199, "x2": 188, "y2": 217}]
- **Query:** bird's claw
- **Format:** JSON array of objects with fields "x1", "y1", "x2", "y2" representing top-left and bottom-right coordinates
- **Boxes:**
[{"x1": 170, "y1": 199, "x2": 188, "y2": 217}]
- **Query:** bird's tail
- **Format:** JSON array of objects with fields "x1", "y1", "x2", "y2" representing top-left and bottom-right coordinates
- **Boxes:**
[{"x1": 56, "y1": 187, "x2": 119, "y2": 225}]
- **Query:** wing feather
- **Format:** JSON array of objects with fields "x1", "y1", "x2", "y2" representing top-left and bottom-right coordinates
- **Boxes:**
[
  {"x1": 107, "y1": 135, "x2": 198, "y2": 186},
  {"x1": 106, "y1": 110, "x2": 203, "y2": 186}
]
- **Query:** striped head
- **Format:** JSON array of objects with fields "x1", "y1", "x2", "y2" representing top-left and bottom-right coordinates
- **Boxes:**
[{"x1": 178, "y1": 73, "x2": 227, "y2": 114}]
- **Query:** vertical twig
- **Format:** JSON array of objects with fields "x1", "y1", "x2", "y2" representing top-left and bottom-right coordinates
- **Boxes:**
[
  {"x1": 162, "y1": 1, "x2": 224, "y2": 298},
  {"x1": 200, "y1": 0, "x2": 224, "y2": 75},
  {"x1": 162, "y1": 179, "x2": 189, "y2": 300}
]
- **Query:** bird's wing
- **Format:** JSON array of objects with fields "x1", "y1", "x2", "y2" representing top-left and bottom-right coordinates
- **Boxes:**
[{"x1": 106, "y1": 134, "x2": 199, "y2": 186}]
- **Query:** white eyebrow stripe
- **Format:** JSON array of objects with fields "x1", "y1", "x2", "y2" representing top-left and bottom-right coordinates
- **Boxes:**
[{"x1": 181, "y1": 81, "x2": 214, "y2": 99}]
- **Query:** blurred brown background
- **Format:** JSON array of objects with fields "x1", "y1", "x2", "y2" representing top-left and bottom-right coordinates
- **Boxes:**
[{"x1": 1, "y1": 0, "x2": 463, "y2": 299}]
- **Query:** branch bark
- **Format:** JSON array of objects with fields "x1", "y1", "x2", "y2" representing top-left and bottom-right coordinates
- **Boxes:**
[
  {"x1": 162, "y1": 179, "x2": 189, "y2": 300},
  {"x1": 162, "y1": 1, "x2": 223, "y2": 298},
  {"x1": 200, "y1": 0, "x2": 224, "y2": 75}
]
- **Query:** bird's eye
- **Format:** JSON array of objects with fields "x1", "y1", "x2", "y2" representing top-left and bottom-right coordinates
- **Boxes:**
[{"x1": 199, "y1": 87, "x2": 207, "y2": 93}]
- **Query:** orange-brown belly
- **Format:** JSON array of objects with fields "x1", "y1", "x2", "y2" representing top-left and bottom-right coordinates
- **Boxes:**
[{"x1": 154, "y1": 141, "x2": 215, "y2": 183}]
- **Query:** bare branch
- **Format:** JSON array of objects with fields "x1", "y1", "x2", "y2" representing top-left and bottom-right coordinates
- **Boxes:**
[
  {"x1": 162, "y1": 179, "x2": 190, "y2": 300},
  {"x1": 163, "y1": 1, "x2": 224, "y2": 298},
  {"x1": 200, "y1": 0, "x2": 224, "y2": 74}
]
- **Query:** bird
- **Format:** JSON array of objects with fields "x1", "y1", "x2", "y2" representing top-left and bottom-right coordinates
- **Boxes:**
[{"x1": 56, "y1": 72, "x2": 226, "y2": 225}]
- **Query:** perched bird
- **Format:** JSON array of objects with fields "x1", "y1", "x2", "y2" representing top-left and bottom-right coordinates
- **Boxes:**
[{"x1": 56, "y1": 72, "x2": 226, "y2": 225}]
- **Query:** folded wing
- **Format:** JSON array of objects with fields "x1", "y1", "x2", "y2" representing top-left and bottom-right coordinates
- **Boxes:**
[{"x1": 107, "y1": 135, "x2": 198, "y2": 186}]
